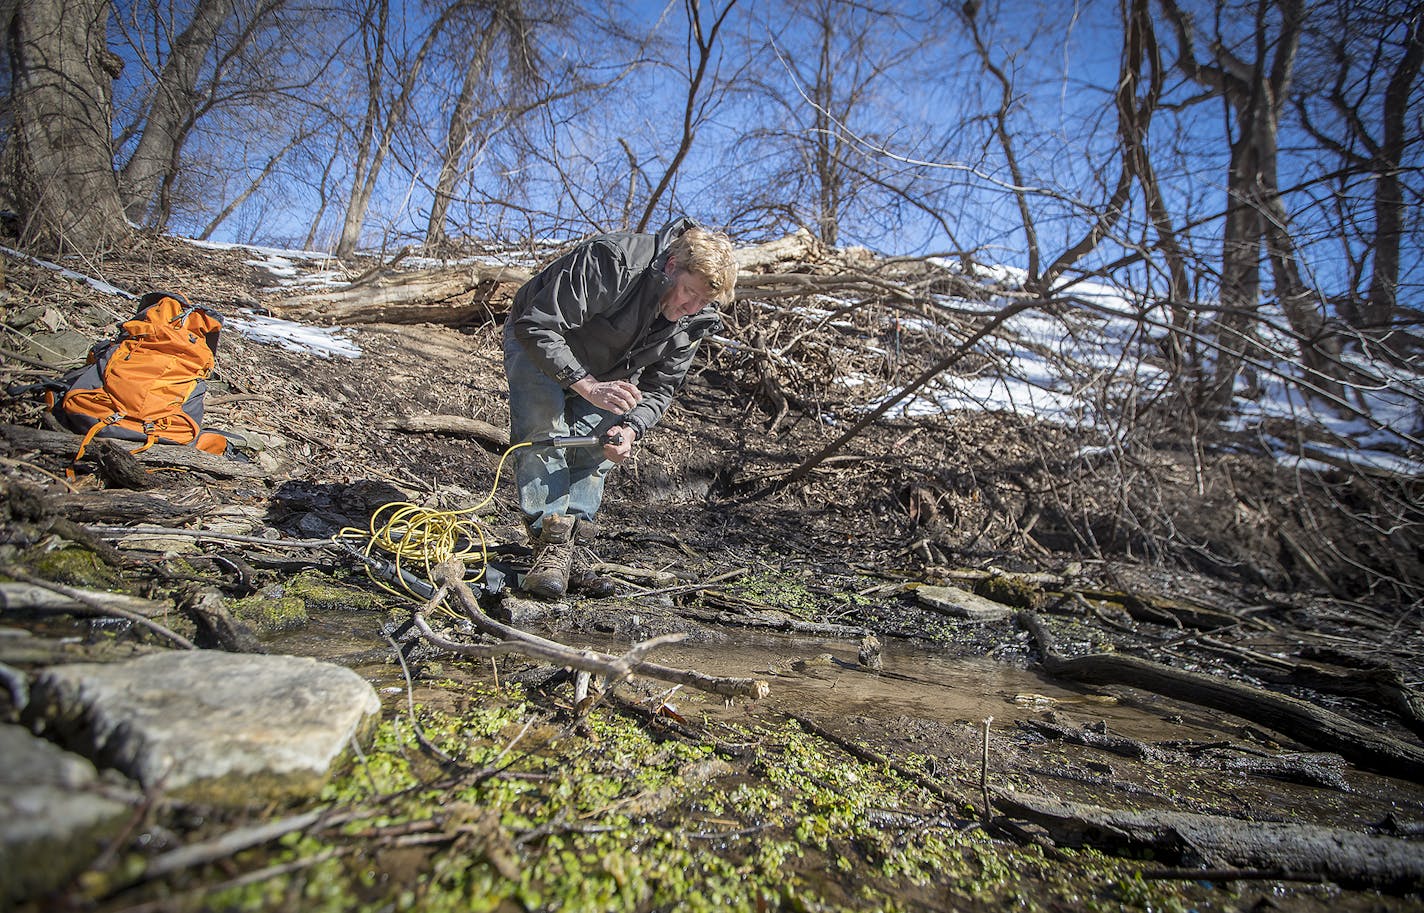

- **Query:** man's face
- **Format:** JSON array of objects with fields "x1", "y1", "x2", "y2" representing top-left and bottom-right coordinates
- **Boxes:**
[{"x1": 660, "y1": 268, "x2": 716, "y2": 321}]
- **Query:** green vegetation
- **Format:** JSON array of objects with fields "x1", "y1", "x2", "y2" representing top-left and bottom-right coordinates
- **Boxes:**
[{"x1": 196, "y1": 680, "x2": 1208, "y2": 913}]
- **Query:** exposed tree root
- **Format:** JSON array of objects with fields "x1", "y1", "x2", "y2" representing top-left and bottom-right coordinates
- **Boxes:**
[
  {"x1": 992, "y1": 791, "x2": 1424, "y2": 892},
  {"x1": 1017, "y1": 610, "x2": 1424, "y2": 783}
]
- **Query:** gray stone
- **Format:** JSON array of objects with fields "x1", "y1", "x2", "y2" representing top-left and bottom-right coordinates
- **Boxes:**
[
  {"x1": 0, "y1": 724, "x2": 135, "y2": 907},
  {"x1": 914, "y1": 584, "x2": 1014, "y2": 622},
  {"x1": 25, "y1": 651, "x2": 381, "y2": 806}
]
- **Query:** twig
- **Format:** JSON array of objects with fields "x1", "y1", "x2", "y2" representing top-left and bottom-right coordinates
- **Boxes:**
[
  {"x1": 0, "y1": 455, "x2": 81, "y2": 491},
  {"x1": 980, "y1": 716, "x2": 993, "y2": 822},
  {"x1": 140, "y1": 809, "x2": 329, "y2": 881},
  {"x1": 86, "y1": 525, "x2": 336, "y2": 549},
  {"x1": 383, "y1": 627, "x2": 458, "y2": 767}
]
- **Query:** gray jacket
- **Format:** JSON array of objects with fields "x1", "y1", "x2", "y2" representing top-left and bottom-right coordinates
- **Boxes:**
[{"x1": 508, "y1": 218, "x2": 722, "y2": 437}]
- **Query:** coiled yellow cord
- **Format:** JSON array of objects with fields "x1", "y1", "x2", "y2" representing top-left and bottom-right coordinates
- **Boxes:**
[{"x1": 335, "y1": 441, "x2": 531, "y2": 601}]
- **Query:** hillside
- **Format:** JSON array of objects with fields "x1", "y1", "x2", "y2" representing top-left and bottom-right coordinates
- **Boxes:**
[{"x1": 2, "y1": 231, "x2": 1423, "y2": 911}]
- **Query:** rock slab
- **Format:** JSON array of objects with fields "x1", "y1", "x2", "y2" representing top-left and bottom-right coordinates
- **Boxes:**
[
  {"x1": 914, "y1": 584, "x2": 1014, "y2": 622},
  {"x1": 25, "y1": 650, "x2": 382, "y2": 806},
  {"x1": 0, "y1": 723, "x2": 136, "y2": 906}
]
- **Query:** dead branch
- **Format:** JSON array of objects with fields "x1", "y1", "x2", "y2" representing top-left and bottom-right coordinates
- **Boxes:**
[
  {"x1": 756, "y1": 299, "x2": 1039, "y2": 497},
  {"x1": 1017, "y1": 610, "x2": 1424, "y2": 783},
  {"x1": 379, "y1": 413, "x2": 509, "y2": 448},
  {"x1": 0, "y1": 582, "x2": 170, "y2": 619},
  {"x1": 422, "y1": 559, "x2": 769, "y2": 701},
  {"x1": 0, "y1": 567, "x2": 196, "y2": 649}
]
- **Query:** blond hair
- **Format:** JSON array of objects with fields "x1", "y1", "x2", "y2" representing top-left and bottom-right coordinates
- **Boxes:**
[{"x1": 667, "y1": 227, "x2": 737, "y2": 305}]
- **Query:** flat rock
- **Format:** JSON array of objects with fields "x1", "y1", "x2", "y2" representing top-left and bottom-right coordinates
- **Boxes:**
[
  {"x1": 914, "y1": 584, "x2": 1014, "y2": 622},
  {"x1": 25, "y1": 650, "x2": 381, "y2": 806},
  {"x1": 0, "y1": 724, "x2": 136, "y2": 907}
]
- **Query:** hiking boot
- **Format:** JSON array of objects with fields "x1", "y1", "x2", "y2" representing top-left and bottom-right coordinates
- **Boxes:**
[
  {"x1": 569, "y1": 519, "x2": 616, "y2": 598},
  {"x1": 523, "y1": 514, "x2": 575, "y2": 599}
]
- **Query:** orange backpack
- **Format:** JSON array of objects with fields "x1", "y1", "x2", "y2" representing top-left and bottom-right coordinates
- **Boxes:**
[{"x1": 49, "y1": 291, "x2": 229, "y2": 461}]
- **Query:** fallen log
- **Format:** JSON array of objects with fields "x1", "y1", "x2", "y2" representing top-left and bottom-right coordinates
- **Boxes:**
[
  {"x1": 52, "y1": 489, "x2": 211, "y2": 524},
  {"x1": 0, "y1": 424, "x2": 266, "y2": 480},
  {"x1": 993, "y1": 790, "x2": 1424, "y2": 892},
  {"x1": 273, "y1": 263, "x2": 526, "y2": 327},
  {"x1": 1017, "y1": 611, "x2": 1424, "y2": 784}
]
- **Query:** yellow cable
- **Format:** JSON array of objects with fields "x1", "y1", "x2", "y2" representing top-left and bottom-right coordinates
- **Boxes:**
[{"x1": 336, "y1": 441, "x2": 531, "y2": 601}]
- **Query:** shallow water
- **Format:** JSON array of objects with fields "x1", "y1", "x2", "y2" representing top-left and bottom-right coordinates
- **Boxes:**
[{"x1": 270, "y1": 611, "x2": 1231, "y2": 745}]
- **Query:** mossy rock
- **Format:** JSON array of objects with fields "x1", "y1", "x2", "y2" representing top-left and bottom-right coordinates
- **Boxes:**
[
  {"x1": 283, "y1": 570, "x2": 388, "y2": 612},
  {"x1": 228, "y1": 590, "x2": 308, "y2": 633},
  {"x1": 18, "y1": 547, "x2": 125, "y2": 592},
  {"x1": 972, "y1": 573, "x2": 1044, "y2": 610}
]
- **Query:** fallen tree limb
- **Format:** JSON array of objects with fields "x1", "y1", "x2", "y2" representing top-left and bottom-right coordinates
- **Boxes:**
[
  {"x1": 0, "y1": 582, "x2": 169, "y2": 619},
  {"x1": 0, "y1": 568, "x2": 196, "y2": 650},
  {"x1": 273, "y1": 264, "x2": 526, "y2": 326},
  {"x1": 993, "y1": 790, "x2": 1424, "y2": 891},
  {"x1": 379, "y1": 414, "x2": 508, "y2": 449},
  {"x1": 677, "y1": 604, "x2": 871, "y2": 640},
  {"x1": 424, "y1": 560, "x2": 769, "y2": 701},
  {"x1": 1017, "y1": 611, "x2": 1424, "y2": 783}
]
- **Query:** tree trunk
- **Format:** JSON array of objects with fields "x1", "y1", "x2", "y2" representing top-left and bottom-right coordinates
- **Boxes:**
[
  {"x1": 425, "y1": 23, "x2": 499, "y2": 249},
  {"x1": 4, "y1": 0, "x2": 127, "y2": 254},
  {"x1": 117, "y1": 0, "x2": 235, "y2": 226},
  {"x1": 336, "y1": 0, "x2": 460, "y2": 258},
  {"x1": 1365, "y1": 10, "x2": 1424, "y2": 339}
]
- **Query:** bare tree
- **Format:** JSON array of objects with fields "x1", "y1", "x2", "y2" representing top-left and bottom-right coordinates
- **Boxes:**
[
  {"x1": 3, "y1": 0, "x2": 127, "y2": 253},
  {"x1": 733, "y1": 0, "x2": 929, "y2": 246},
  {"x1": 423, "y1": 0, "x2": 541, "y2": 250},
  {"x1": 1159, "y1": 0, "x2": 1340, "y2": 409},
  {"x1": 1296, "y1": 0, "x2": 1424, "y2": 349},
  {"x1": 335, "y1": 0, "x2": 470, "y2": 258},
  {"x1": 635, "y1": 0, "x2": 738, "y2": 233},
  {"x1": 116, "y1": 0, "x2": 237, "y2": 225}
]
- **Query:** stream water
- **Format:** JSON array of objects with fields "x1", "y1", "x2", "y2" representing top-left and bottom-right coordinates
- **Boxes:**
[{"x1": 272, "y1": 610, "x2": 1241, "y2": 747}]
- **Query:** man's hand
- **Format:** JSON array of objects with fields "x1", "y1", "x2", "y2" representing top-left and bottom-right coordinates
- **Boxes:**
[
  {"x1": 603, "y1": 424, "x2": 635, "y2": 464},
  {"x1": 571, "y1": 377, "x2": 643, "y2": 414}
]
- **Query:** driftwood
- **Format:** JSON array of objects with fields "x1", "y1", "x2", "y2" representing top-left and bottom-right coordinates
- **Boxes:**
[
  {"x1": 424, "y1": 559, "x2": 770, "y2": 701},
  {"x1": 273, "y1": 263, "x2": 527, "y2": 326},
  {"x1": 380, "y1": 414, "x2": 509, "y2": 449},
  {"x1": 993, "y1": 791, "x2": 1424, "y2": 891},
  {"x1": 0, "y1": 424, "x2": 266, "y2": 480},
  {"x1": 1017, "y1": 611, "x2": 1424, "y2": 783}
]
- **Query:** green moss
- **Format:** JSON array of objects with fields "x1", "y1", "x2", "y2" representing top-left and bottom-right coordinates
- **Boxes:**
[
  {"x1": 19, "y1": 546, "x2": 125, "y2": 590},
  {"x1": 228, "y1": 591, "x2": 309, "y2": 633},
  {"x1": 169, "y1": 682, "x2": 1212, "y2": 913},
  {"x1": 284, "y1": 570, "x2": 388, "y2": 611}
]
